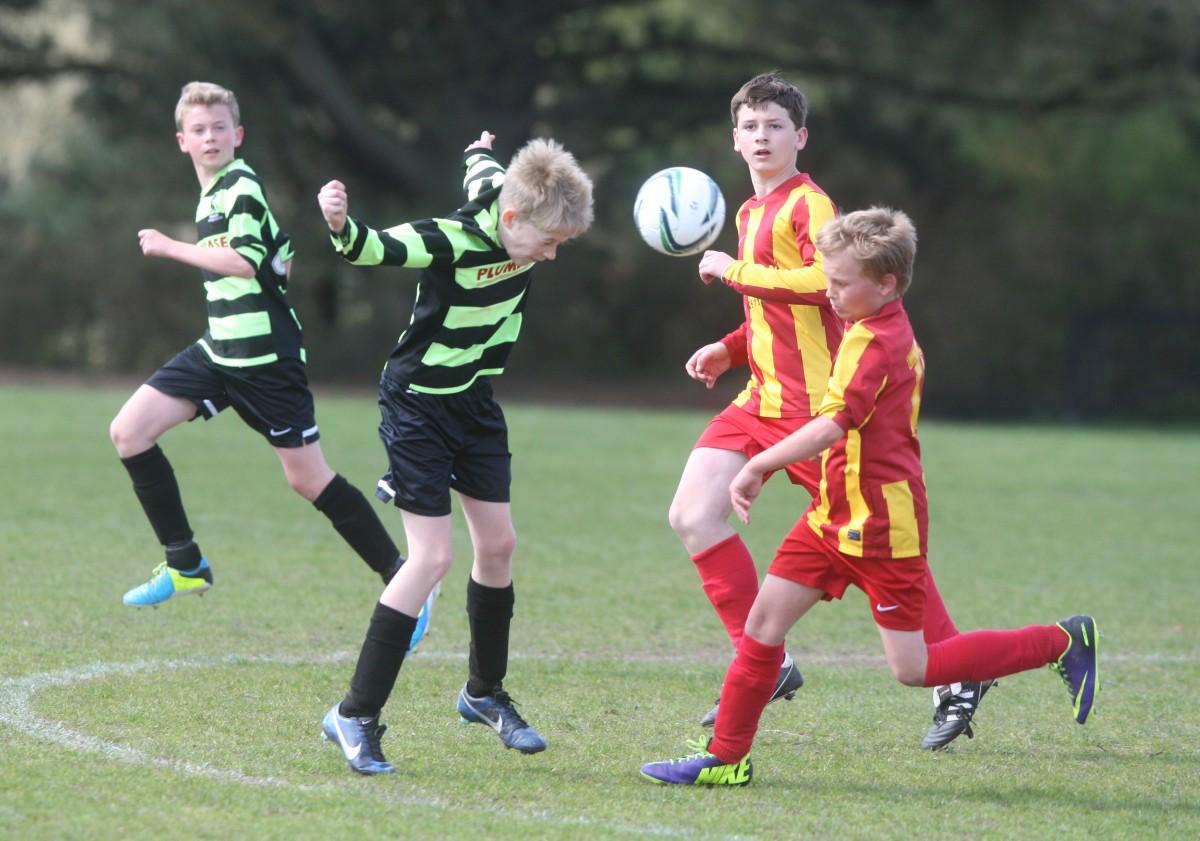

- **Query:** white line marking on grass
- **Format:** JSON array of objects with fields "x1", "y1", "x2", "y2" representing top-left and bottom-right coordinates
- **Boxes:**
[
  {"x1": 0, "y1": 648, "x2": 1190, "y2": 838},
  {"x1": 0, "y1": 653, "x2": 742, "y2": 840}
]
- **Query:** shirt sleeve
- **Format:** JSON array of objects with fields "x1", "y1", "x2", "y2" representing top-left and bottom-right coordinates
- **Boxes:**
[
  {"x1": 720, "y1": 192, "x2": 835, "y2": 304},
  {"x1": 719, "y1": 322, "x2": 749, "y2": 367},
  {"x1": 222, "y1": 175, "x2": 271, "y2": 270},
  {"x1": 331, "y1": 216, "x2": 461, "y2": 268},
  {"x1": 463, "y1": 149, "x2": 506, "y2": 201},
  {"x1": 817, "y1": 324, "x2": 888, "y2": 431}
]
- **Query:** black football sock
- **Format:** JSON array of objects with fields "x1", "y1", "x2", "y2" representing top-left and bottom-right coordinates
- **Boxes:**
[
  {"x1": 465, "y1": 578, "x2": 514, "y2": 698},
  {"x1": 164, "y1": 540, "x2": 203, "y2": 570},
  {"x1": 313, "y1": 474, "x2": 404, "y2": 581},
  {"x1": 120, "y1": 445, "x2": 201, "y2": 569},
  {"x1": 340, "y1": 601, "x2": 417, "y2": 718}
]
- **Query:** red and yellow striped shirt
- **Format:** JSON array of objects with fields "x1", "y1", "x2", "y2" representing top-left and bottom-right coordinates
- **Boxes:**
[
  {"x1": 719, "y1": 173, "x2": 842, "y2": 419},
  {"x1": 806, "y1": 299, "x2": 928, "y2": 559}
]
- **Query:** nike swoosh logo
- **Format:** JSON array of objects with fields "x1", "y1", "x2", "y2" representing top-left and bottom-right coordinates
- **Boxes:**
[
  {"x1": 334, "y1": 720, "x2": 362, "y2": 760},
  {"x1": 876, "y1": 603, "x2": 899, "y2": 612},
  {"x1": 268, "y1": 427, "x2": 293, "y2": 437}
]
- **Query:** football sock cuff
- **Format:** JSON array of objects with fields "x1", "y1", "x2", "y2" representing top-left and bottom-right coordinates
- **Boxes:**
[
  {"x1": 342, "y1": 601, "x2": 417, "y2": 717},
  {"x1": 466, "y1": 578, "x2": 514, "y2": 696},
  {"x1": 120, "y1": 444, "x2": 195, "y2": 551},
  {"x1": 923, "y1": 624, "x2": 1064, "y2": 687},
  {"x1": 692, "y1": 534, "x2": 759, "y2": 650},
  {"x1": 708, "y1": 633, "x2": 783, "y2": 763},
  {"x1": 313, "y1": 474, "x2": 401, "y2": 575}
]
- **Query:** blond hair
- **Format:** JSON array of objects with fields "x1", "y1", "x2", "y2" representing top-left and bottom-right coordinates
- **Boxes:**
[
  {"x1": 174, "y1": 81, "x2": 240, "y2": 130},
  {"x1": 498, "y1": 139, "x2": 594, "y2": 238},
  {"x1": 730, "y1": 72, "x2": 808, "y2": 128},
  {"x1": 816, "y1": 207, "x2": 918, "y2": 294}
]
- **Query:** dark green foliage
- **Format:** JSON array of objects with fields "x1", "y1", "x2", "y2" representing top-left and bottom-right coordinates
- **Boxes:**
[{"x1": 2, "y1": 0, "x2": 1197, "y2": 419}]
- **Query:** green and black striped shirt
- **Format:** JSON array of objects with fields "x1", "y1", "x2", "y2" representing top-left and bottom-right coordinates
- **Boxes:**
[
  {"x1": 195, "y1": 158, "x2": 302, "y2": 367},
  {"x1": 332, "y1": 149, "x2": 533, "y2": 394}
]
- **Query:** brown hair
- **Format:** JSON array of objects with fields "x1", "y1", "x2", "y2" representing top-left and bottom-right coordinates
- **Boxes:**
[{"x1": 730, "y1": 72, "x2": 807, "y2": 128}]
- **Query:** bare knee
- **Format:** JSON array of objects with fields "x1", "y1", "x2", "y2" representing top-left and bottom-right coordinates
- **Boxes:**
[
  {"x1": 667, "y1": 498, "x2": 690, "y2": 538},
  {"x1": 109, "y1": 416, "x2": 125, "y2": 450},
  {"x1": 744, "y1": 608, "x2": 788, "y2": 647},
  {"x1": 408, "y1": 549, "x2": 454, "y2": 582},
  {"x1": 479, "y1": 528, "x2": 517, "y2": 565},
  {"x1": 287, "y1": 473, "x2": 326, "y2": 502},
  {"x1": 110, "y1": 415, "x2": 151, "y2": 457},
  {"x1": 282, "y1": 458, "x2": 336, "y2": 502},
  {"x1": 426, "y1": 551, "x2": 455, "y2": 581},
  {"x1": 668, "y1": 498, "x2": 721, "y2": 548},
  {"x1": 469, "y1": 528, "x2": 514, "y2": 577}
]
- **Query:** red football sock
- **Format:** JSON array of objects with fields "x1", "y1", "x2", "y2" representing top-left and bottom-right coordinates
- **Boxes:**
[
  {"x1": 924, "y1": 624, "x2": 1067, "y2": 687},
  {"x1": 692, "y1": 534, "x2": 759, "y2": 649},
  {"x1": 923, "y1": 568, "x2": 959, "y2": 644},
  {"x1": 707, "y1": 633, "x2": 784, "y2": 763}
]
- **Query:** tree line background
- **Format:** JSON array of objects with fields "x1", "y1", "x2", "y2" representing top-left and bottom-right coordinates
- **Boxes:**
[{"x1": 2, "y1": 0, "x2": 1197, "y2": 421}]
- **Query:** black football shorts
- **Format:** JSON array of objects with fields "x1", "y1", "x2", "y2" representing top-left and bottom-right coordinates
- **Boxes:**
[
  {"x1": 374, "y1": 376, "x2": 511, "y2": 516},
  {"x1": 146, "y1": 342, "x2": 319, "y2": 449}
]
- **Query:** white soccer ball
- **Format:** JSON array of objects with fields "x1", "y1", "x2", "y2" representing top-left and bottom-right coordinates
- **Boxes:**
[{"x1": 633, "y1": 166, "x2": 726, "y2": 257}]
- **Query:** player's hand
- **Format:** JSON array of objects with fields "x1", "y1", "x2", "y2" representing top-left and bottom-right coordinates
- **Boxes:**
[
  {"x1": 730, "y1": 463, "x2": 765, "y2": 524},
  {"x1": 137, "y1": 228, "x2": 177, "y2": 259},
  {"x1": 698, "y1": 250, "x2": 734, "y2": 285},
  {"x1": 465, "y1": 131, "x2": 495, "y2": 152},
  {"x1": 685, "y1": 342, "x2": 732, "y2": 389},
  {"x1": 317, "y1": 180, "x2": 349, "y2": 233}
]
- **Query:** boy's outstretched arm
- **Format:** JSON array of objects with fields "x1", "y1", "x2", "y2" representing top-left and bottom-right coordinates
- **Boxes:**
[
  {"x1": 319, "y1": 179, "x2": 455, "y2": 268},
  {"x1": 137, "y1": 228, "x2": 255, "y2": 278},
  {"x1": 730, "y1": 416, "x2": 844, "y2": 523}
]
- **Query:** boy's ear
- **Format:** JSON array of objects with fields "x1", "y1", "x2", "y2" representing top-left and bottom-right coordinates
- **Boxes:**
[
  {"x1": 795, "y1": 125, "x2": 809, "y2": 152},
  {"x1": 500, "y1": 207, "x2": 517, "y2": 226},
  {"x1": 176, "y1": 132, "x2": 187, "y2": 153},
  {"x1": 879, "y1": 272, "x2": 899, "y2": 298}
]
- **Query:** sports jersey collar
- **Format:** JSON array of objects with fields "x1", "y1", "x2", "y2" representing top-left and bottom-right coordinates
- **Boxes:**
[
  {"x1": 202, "y1": 158, "x2": 247, "y2": 195},
  {"x1": 745, "y1": 172, "x2": 813, "y2": 208},
  {"x1": 862, "y1": 298, "x2": 906, "y2": 323}
]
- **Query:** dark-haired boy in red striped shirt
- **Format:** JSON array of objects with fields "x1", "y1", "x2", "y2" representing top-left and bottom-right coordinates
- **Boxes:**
[{"x1": 670, "y1": 73, "x2": 976, "y2": 748}]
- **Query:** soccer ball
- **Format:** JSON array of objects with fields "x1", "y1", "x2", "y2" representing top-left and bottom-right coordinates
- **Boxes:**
[{"x1": 633, "y1": 167, "x2": 726, "y2": 257}]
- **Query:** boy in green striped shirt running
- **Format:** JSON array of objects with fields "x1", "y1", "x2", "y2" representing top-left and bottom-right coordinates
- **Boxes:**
[
  {"x1": 317, "y1": 131, "x2": 593, "y2": 775},
  {"x1": 112, "y1": 82, "x2": 410, "y2": 611}
]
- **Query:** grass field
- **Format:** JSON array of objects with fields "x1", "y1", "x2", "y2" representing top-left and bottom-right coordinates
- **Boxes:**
[{"x1": 1, "y1": 382, "x2": 1198, "y2": 840}]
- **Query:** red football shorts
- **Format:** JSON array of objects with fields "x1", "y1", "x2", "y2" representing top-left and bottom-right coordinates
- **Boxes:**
[
  {"x1": 694, "y1": 404, "x2": 821, "y2": 496},
  {"x1": 767, "y1": 517, "x2": 929, "y2": 631}
]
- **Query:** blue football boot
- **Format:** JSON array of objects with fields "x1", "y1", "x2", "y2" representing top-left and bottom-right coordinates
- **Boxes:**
[
  {"x1": 122, "y1": 559, "x2": 212, "y2": 607},
  {"x1": 321, "y1": 704, "x2": 395, "y2": 775},
  {"x1": 456, "y1": 684, "x2": 547, "y2": 754}
]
